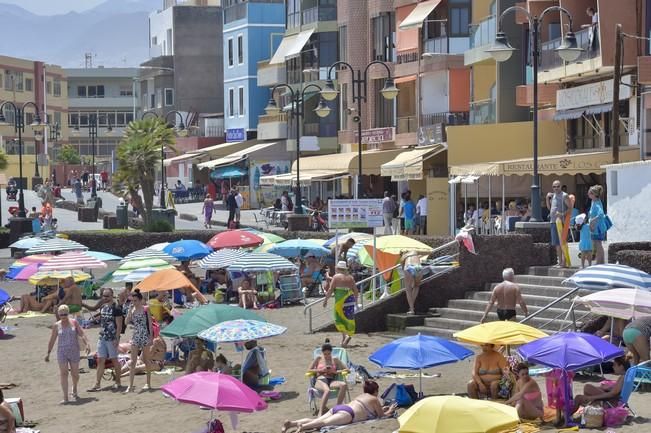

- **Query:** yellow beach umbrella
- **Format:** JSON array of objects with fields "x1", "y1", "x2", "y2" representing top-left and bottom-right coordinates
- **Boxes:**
[
  {"x1": 453, "y1": 321, "x2": 548, "y2": 346},
  {"x1": 29, "y1": 270, "x2": 92, "y2": 286},
  {"x1": 398, "y1": 395, "x2": 519, "y2": 433},
  {"x1": 373, "y1": 235, "x2": 433, "y2": 255}
]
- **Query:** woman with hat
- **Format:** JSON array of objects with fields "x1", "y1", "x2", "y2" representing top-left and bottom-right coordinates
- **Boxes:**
[{"x1": 323, "y1": 261, "x2": 358, "y2": 348}]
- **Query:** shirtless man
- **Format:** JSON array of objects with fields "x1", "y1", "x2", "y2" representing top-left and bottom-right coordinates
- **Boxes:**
[
  {"x1": 480, "y1": 268, "x2": 528, "y2": 323},
  {"x1": 60, "y1": 277, "x2": 83, "y2": 316}
]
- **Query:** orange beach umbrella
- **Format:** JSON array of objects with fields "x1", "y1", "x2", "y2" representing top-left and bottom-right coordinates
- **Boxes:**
[{"x1": 135, "y1": 269, "x2": 207, "y2": 304}]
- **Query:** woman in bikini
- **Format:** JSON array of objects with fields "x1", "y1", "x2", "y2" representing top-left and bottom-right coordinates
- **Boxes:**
[
  {"x1": 308, "y1": 342, "x2": 348, "y2": 416},
  {"x1": 467, "y1": 343, "x2": 508, "y2": 399},
  {"x1": 506, "y1": 363, "x2": 544, "y2": 419},
  {"x1": 401, "y1": 251, "x2": 423, "y2": 314},
  {"x1": 573, "y1": 356, "x2": 630, "y2": 410},
  {"x1": 283, "y1": 380, "x2": 396, "y2": 433}
]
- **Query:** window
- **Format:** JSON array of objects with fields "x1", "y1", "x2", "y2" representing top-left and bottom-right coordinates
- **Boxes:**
[
  {"x1": 338, "y1": 25, "x2": 347, "y2": 63},
  {"x1": 69, "y1": 113, "x2": 78, "y2": 127},
  {"x1": 371, "y1": 13, "x2": 394, "y2": 62},
  {"x1": 46, "y1": 80, "x2": 52, "y2": 94},
  {"x1": 77, "y1": 86, "x2": 87, "y2": 97},
  {"x1": 165, "y1": 88, "x2": 174, "y2": 106},
  {"x1": 25, "y1": 112, "x2": 34, "y2": 126},
  {"x1": 54, "y1": 111, "x2": 61, "y2": 126},
  {"x1": 228, "y1": 38, "x2": 234, "y2": 66},
  {"x1": 79, "y1": 113, "x2": 89, "y2": 126},
  {"x1": 120, "y1": 86, "x2": 133, "y2": 96},
  {"x1": 287, "y1": 0, "x2": 300, "y2": 29},
  {"x1": 238, "y1": 86, "x2": 244, "y2": 116},
  {"x1": 116, "y1": 112, "x2": 126, "y2": 126},
  {"x1": 25, "y1": 78, "x2": 33, "y2": 92},
  {"x1": 54, "y1": 79, "x2": 61, "y2": 97},
  {"x1": 2, "y1": 105, "x2": 15, "y2": 125},
  {"x1": 14, "y1": 72, "x2": 23, "y2": 91},
  {"x1": 449, "y1": 0, "x2": 471, "y2": 37},
  {"x1": 150, "y1": 94, "x2": 156, "y2": 109},
  {"x1": 151, "y1": 36, "x2": 157, "y2": 46},
  {"x1": 373, "y1": 79, "x2": 395, "y2": 128},
  {"x1": 126, "y1": 112, "x2": 134, "y2": 124},
  {"x1": 237, "y1": 35, "x2": 244, "y2": 64},
  {"x1": 156, "y1": 89, "x2": 163, "y2": 108},
  {"x1": 3, "y1": 71, "x2": 23, "y2": 91},
  {"x1": 228, "y1": 88, "x2": 234, "y2": 117}
]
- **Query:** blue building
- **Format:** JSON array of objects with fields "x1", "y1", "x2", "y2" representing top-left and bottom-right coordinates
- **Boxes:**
[{"x1": 222, "y1": 0, "x2": 285, "y2": 142}]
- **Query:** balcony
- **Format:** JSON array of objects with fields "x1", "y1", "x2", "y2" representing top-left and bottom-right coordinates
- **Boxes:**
[
  {"x1": 421, "y1": 111, "x2": 469, "y2": 127},
  {"x1": 469, "y1": 99, "x2": 496, "y2": 124},
  {"x1": 257, "y1": 112, "x2": 288, "y2": 140},
  {"x1": 423, "y1": 36, "x2": 470, "y2": 55},
  {"x1": 257, "y1": 59, "x2": 286, "y2": 87},
  {"x1": 538, "y1": 27, "x2": 602, "y2": 83},
  {"x1": 68, "y1": 97, "x2": 135, "y2": 109},
  {"x1": 397, "y1": 116, "x2": 418, "y2": 134},
  {"x1": 464, "y1": 15, "x2": 495, "y2": 66},
  {"x1": 301, "y1": 5, "x2": 337, "y2": 25},
  {"x1": 224, "y1": 2, "x2": 246, "y2": 24}
]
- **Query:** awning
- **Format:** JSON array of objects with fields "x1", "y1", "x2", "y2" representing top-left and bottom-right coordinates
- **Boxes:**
[
  {"x1": 188, "y1": 140, "x2": 257, "y2": 165},
  {"x1": 281, "y1": 91, "x2": 319, "y2": 111},
  {"x1": 395, "y1": 74, "x2": 417, "y2": 84},
  {"x1": 260, "y1": 170, "x2": 347, "y2": 187},
  {"x1": 294, "y1": 149, "x2": 404, "y2": 176},
  {"x1": 449, "y1": 148, "x2": 640, "y2": 177},
  {"x1": 380, "y1": 144, "x2": 446, "y2": 180},
  {"x1": 196, "y1": 142, "x2": 279, "y2": 169},
  {"x1": 585, "y1": 103, "x2": 612, "y2": 115},
  {"x1": 399, "y1": 0, "x2": 442, "y2": 30},
  {"x1": 269, "y1": 29, "x2": 315, "y2": 65},
  {"x1": 553, "y1": 108, "x2": 585, "y2": 121},
  {"x1": 163, "y1": 153, "x2": 201, "y2": 167}
]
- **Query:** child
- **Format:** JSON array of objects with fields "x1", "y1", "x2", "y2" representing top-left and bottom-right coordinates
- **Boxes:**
[{"x1": 576, "y1": 213, "x2": 592, "y2": 268}]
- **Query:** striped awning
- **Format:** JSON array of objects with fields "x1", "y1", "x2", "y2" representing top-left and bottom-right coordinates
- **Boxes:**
[
  {"x1": 120, "y1": 248, "x2": 177, "y2": 264},
  {"x1": 26, "y1": 238, "x2": 88, "y2": 255},
  {"x1": 198, "y1": 249, "x2": 249, "y2": 270},
  {"x1": 227, "y1": 252, "x2": 297, "y2": 273},
  {"x1": 39, "y1": 251, "x2": 107, "y2": 271}
]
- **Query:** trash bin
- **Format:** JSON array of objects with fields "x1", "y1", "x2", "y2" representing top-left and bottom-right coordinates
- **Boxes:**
[
  {"x1": 151, "y1": 208, "x2": 176, "y2": 229},
  {"x1": 116, "y1": 205, "x2": 128, "y2": 229}
]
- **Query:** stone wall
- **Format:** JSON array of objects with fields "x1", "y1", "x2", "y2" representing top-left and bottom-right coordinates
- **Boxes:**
[{"x1": 608, "y1": 242, "x2": 651, "y2": 263}]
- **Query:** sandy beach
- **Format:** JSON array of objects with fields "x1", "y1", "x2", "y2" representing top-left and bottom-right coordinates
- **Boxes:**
[{"x1": 1, "y1": 257, "x2": 650, "y2": 433}]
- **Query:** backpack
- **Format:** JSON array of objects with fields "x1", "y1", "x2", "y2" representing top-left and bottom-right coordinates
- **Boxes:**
[{"x1": 381, "y1": 383, "x2": 418, "y2": 407}]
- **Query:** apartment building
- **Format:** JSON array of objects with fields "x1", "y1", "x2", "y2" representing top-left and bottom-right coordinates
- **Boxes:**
[{"x1": 0, "y1": 55, "x2": 68, "y2": 189}]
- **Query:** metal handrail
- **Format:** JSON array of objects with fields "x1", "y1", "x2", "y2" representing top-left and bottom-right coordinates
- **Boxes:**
[{"x1": 519, "y1": 286, "x2": 582, "y2": 333}]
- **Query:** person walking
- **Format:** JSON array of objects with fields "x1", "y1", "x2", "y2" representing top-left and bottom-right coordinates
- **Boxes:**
[
  {"x1": 74, "y1": 177, "x2": 84, "y2": 205},
  {"x1": 416, "y1": 194, "x2": 428, "y2": 235},
  {"x1": 89, "y1": 288, "x2": 123, "y2": 391},
  {"x1": 234, "y1": 188, "x2": 244, "y2": 223},
  {"x1": 382, "y1": 191, "x2": 396, "y2": 235},
  {"x1": 124, "y1": 289, "x2": 153, "y2": 393},
  {"x1": 226, "y1": 189, "x2": 238, "y2": 228},
  {"x1": 201, "y1": 194, "x2": 215, "y2": 228},
  {"x1": 323, "y1": 261, "x2": 358, "y2": 348},
  {"x1": 480, "y1": 268, "x2": 528, "y2": 323},
  {"x1": 588, "y1": 184, "x2": 607, "y2": 264},
  {"x1": 545, "y1": 180, "x2": 572, "y2": 267},
  {"x1": 45, "y1": 304, "x2": 91, "y2": 404}
]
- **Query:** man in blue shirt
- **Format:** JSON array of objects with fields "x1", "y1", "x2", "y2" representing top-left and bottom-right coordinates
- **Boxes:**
[{"x1": 401, "y1": 191, "x2": 416, "y2": 235}]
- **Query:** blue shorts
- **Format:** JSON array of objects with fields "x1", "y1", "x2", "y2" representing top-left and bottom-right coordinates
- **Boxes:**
[
  {"x1": 550, "y1": 223, "x2": 561, "y2": 246},
  {"x1": 97, "y1": 338, "x2": 118, "y2": 359}
]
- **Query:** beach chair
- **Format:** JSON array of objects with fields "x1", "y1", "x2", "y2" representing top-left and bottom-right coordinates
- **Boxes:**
[
  {"x1": 237, "y1": 346, "x2": 272, "y2": 390},
  {"x1": 0, "y1": 288, "x2": 12, "y2": 323},
  {"x1": 306, "y1": 347, "x2": 352, "y2": 416},
  {"x1": 278, "y1": 274, "x2": 302, "y2": 305},
  {"x1": 608, "y1": 361, "x2": 651, "y2": 416}
]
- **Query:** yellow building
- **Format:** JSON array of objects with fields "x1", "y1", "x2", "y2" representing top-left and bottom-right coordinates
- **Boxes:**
[{"x1": 0, "y1": 55, "x2": 68, "y2": 189}]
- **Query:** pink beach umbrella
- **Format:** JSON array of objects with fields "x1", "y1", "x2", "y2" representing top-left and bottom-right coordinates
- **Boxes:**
[
  {"x1": 161, "y1": 371, "x2": 268, "y2": 413},
  {"x1": 13, "y1": 263, "x2": 42, "y2": 280},
  {"x1": 39, "y1": 251, "x2": 107, "y2": 272}
]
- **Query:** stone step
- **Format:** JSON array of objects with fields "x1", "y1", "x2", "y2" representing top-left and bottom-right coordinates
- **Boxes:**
[
  {"x1": 435, "y1": 307, "x2": 579, "y2": 327},
  {"x1": 403, "y1": 325, "x2": 456, "y2": 339},
  {"x1": 423, "y1": 316, "x2": 576, "y2": 332},
  {"x1": 470, "y1": 291, "x2": 581, "y2": 308},
  {"x1": 446, "y1": 299, "x2": 587, "y2": 318},
  {"x1": 513, "y1": 274, "x2": 567, "y2": 287},
  {"x1": 386, "y1": 313, "x2": 428, "y2": 332},
  {"x1": 527, "y1": 266, "x2": 578, "y2": 278},
  {"x1": 487, "y1": 282, "x2": 588, "y2": 298}
]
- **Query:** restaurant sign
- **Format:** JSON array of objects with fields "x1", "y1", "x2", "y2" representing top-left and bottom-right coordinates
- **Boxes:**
[
  {"x1": 556, "y1": 75, "x2": 632, "y2": 111},
  {"x1": 501, "y1": 153, "x2": 613, "y2": 176},
  {"x1": 354, "y1": 127, "x2": 395, "y2": 145}
]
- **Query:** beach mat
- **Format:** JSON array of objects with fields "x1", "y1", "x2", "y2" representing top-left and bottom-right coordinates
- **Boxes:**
[{"x1": 370, "y1": 370, "x2": 441, "y2": 379}]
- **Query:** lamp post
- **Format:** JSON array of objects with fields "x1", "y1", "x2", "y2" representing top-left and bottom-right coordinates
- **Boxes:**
[
  {"x1": 0, "y1": 101, "x2": 44, "y2": 217},
  {"x1": 49, "y1": 122, "x2": 61, "y2": 179},
  {"x1": 486, "y1": 6, "x2": 581, "y2": 221},
  {"x1": 73, "y1": 114, "x2": 113, "y2": 198},
  {"x1": 318, "y1": 61, "x2": 399, "y2": 198},
  {"x1": 265, "y1": 84, "x2": 329, "y2": 214},
  {"x1": 142, "y1": 110, "x2": 188, "y2": 209}
]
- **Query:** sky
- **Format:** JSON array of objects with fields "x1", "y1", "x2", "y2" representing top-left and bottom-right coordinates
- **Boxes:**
[{"x1": 1, "y1": 0, "x2": 105, "y2": 15}]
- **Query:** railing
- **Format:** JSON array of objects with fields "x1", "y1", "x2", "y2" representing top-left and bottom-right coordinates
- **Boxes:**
[
  {"x1": 424, "y1": 36, "x2": 470, "y2": 55},
  {"x1": 469, "y1": 99, "x2": 496, "y2": 124},
  {"x1": 397, "y1": 115, "x2": 418, "y2": 134},
  {"x1": 302, "y1": 5, "x2": 337, "y2": 25},
  {"x1": 519, "y1": 286, "x2": 597, "y2": 333},
  {"x1": 469, "y1": 15, "x2": 496, "y2": 49},
  {"x1": 258, "y1": 112, "x2": 288, "y2": 124},
  {"x1": 397, "y1": 48, "x2": 419, "y2": 64},
  {"x1": 224, "y1": 2, "x2": 246, "y2": 24},
  {"x1": 540, "y1": 27, "x2": 599, "y2": 71},
  {"x1": 421, "y1": 111, "x2": 469, "y2": 127},
  {"x1": 204, "y1": 125, "x2": 225, "y2": 137},
  {"x1": 303, "y1": 240, "x2": 460, "y2": 334}
]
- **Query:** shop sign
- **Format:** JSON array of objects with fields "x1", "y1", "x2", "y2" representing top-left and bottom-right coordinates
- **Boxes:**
[
  {"x1": 417, "y1": 124, "x2": 444, "y2": 146},
  {"x1": 354, "y1": 127, "x2": 395, "y2": 145},
  {"x1": 501, "y1": 154, "x2": 611, "y2": 175},
  {"x1": 328, "y1": 199, "x2": 384, "y2": 229},
  {"x1": 225, "y1": 128, "x2": 245, "y2": 142},
  {"x1": 556, "y1": 75, "x2": 632, "y2": 111}
]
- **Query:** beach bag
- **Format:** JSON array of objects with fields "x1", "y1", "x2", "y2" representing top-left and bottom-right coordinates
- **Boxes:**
[
  {"x1": 604, "y1": 215, "x2": 613, "y2": 231},
  {"x1": 381, "y1": 383, "x2": 414, "y2": 407},
  {"x1": 583, "y1": 404, "x2": 604, "y2": 428},
  {"x1": 604, "y1": 404, "x2": 628, "y2": 427}
]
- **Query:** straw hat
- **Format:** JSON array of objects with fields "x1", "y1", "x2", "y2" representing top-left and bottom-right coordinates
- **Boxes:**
[{"x1": 336, "y1": 261, "x2": 348, "y2": 271}]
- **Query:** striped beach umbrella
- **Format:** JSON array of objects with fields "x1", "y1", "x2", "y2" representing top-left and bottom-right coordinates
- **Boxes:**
[
  {"x1": 563, "y1": 264, "x2": 651, "y2": 290},
  {"x1": 26, "y1": 238, "x2": 88, "y2": 255},
  {"x1": 198, "y1": 249, "x2": 248, "y2": 270},
  {"x1": 9, "y1": 237, "x2": 45, "y2": 249},
  {"x1": 113, "y1": 267, "x2": 161, "y2": 283},
  {"x1": 39, "y1": 251, "x2": 107, "y2": 271},
  {"x1": 120, "y1": 248, "x2": 176, "y2": 263},
  {"x1": 28, "y1": 270, "x2": 92, "y2": 286},
  {"x1": 113, "y1": 258, "x2": 175, "y2": 277},
  {"x1": 87, "y1": 251, "x2": 122, "y2": 261},
  {"x1": 227, "y1": 252, "x2": 297, "y2": 273}
]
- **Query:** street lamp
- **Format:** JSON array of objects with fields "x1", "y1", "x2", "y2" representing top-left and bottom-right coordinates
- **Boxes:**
[
  {"x1": 142, "y1": 110, "x2": 188, "y2": 209},
  {"x1": 319, "y1": 61, "x2": 398, "y2": 198},
  {"x1": 486, "y1": 5, "x2": 581, "y2": 221},
  {"x1": 72, "y1": 114, "x2": 113, "y2": 198},
  {"x1": 0, "y1": 101, "x2": 44, "y2": 217},
  {"x1": 265, "y1": 84, "x2": 329, "y2": 214}
]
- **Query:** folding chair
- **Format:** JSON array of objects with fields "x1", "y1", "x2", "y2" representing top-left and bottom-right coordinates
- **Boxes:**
[
  {"x1": 306, "y1": 347, "x2": 352, "y2": 415},
  {"x1": 278, "y1": 274, "x2": 303, "y2": 305}
]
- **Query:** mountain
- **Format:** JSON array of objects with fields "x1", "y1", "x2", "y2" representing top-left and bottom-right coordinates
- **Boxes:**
[{"x1": 0, "y1": 0, "x2": 160, "y2": 67}]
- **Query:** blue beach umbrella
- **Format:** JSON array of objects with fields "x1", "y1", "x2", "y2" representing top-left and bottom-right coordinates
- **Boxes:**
[
  {"x1": 267, "y1": 239, "x2": 330, "y2": 258},
  {"x1": 164, "y1": 240, "x2": 213, "y2": 261},
  {"x1": 86, "y1": 251, "x2": 122, "y2": 261}
]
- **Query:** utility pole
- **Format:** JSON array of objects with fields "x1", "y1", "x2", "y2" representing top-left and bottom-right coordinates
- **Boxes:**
[{"x1": 612, "y1": 23, "x2": 623, "y2": 164}]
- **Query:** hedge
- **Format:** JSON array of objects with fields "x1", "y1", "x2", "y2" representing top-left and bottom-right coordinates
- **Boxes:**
[{"x1": 608, "y1": 242, "x2": 651, "y2": 264}]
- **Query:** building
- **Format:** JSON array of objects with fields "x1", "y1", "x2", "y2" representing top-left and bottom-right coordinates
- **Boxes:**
[
  {"x1": 0, "y1": 55, "x2": 68, "y2": 189},
  {"x1": 66, "y1": 67, "x2": 140, "y2": 170}
]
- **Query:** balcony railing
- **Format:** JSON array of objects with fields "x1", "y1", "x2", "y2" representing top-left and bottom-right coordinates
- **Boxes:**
[
  {"x1": 258, "y1": 112, "x2": 288, "y2": 124},
  {"x1": 301, "y1": 5, "x2": 337, "y2": 25},
  {"x1": 540, "y1": 27, "x2": 599, "y2": 71},
  {"x1": 424, "y1": 36, "x2": 470, "y2": 55},
  {"x1": 397, "y1": 48, "x2": 420, "y2": 64},
  {"x1": 469, "y1": 99, "x2": 496, "y2": 124},
  {"x1": 421, "y1": 111, "x2": 469, "y2": 127},
  {"x1": 397, "y1": 115, "x2": 418, "y2": 134},
  {"x1": 469, "y1": 15, "x2": 496, "y2": 49},
  {"x1": 224, "y1": 2, "x2": 247, "y2": 24}
]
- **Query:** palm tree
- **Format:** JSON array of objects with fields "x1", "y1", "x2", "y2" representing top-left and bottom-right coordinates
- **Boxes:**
[{"x1": 115, "y1": 118, "x2": 176, "y2": 225}]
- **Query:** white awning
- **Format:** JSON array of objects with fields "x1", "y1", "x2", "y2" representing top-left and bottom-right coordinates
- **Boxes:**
[
  {"x1": 260, "y1": 170, "x2": 346, "y2": 187},
  {"x1": 399, "y1": 0, "x2": 442, "y2": 30},
  {"x1": 380, "y1": 144, "x2": 445, "y2": 180},
  {"x1": 163, "y1": 153, "x2": 201, "y2": 167},
  {"x1": 269, "y1": 29, "x2": 315, "y2": 65},
  {"x1": 196, "y1": 142, "x2": 279, "y2": 169}
]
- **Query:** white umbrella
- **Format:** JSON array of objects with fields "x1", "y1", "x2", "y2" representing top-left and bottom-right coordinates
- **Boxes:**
[
  {"x1": 576, "y1": 288, "x2": 651, "y2": 320},
  {"x1": 26, "y1": 238, "x2": 88, "y2": 255},
  {"x1": 120, "y1": 248, "x2": 176, "y2": 263}
]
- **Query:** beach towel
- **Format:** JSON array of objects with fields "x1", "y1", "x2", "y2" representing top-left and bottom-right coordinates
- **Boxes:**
[
  {"x1": 334, "y1": 287, "x2": 355, "y2": 336},
  {"x1": 496, "y1": 422, "x2": 540, "y2": 433},
  {"x1": 152, "y1": 367, "x2": 175, "y2": 375},
  {"x1": 319, "y1": 412, "x2": 398, "y2": 432},
  {"x1": 369, "y1": 370, "x2": 440, "y2": 379},
  {"x1": 455, "y1": 229, "x2": 476, "y2": 254},
  {"x1": 7, "y1": 311, "x2": 50, "y2": 319}
]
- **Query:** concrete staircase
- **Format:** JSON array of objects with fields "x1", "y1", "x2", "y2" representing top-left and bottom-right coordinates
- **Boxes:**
[{"x1": 400, "y1": 266, "x2": 596, "y2": 338}]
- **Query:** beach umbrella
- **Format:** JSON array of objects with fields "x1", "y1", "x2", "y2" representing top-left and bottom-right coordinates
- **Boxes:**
[
  {"x1": 371, "y1": 235, "x2": 433, "y2": 255},
  {"x1": 323, "y1": 232, "x2": 374, "y2": 247},
  {"x1": 398, "y1": 395, "x2": 519, "y2": 433},
  {"x1": 86, "y1": 251, "x2": 122, "y2": 261},
  {"x1": 9, "y1": 237, "x2": 44, "y2": 249},
  {"x1": 11, "y1": 254, "x2": 53, "y2": 267},
  {"x1": 164, "y1": 240, "x2": 213, "y2": 261},
  {"x1": 149, "y1": 242, "x2": 170, "y2": 251},
  {"x1": 120, "y1": 248, "x2": 176, "y2": 263},
  {"x1": 28, "y1": 270, "x2": 92, "y2": 286},
  {"x1": 161, "y1": 371, "x2": 267, "y2": 412},
  {"x1": 135, "y1": 269, "x2": 206, "y2": 302},
  {"x1": 267, "y1": 239, "x2": 330, "y2": 258},
  {"x1": 8, "y1": 263, "x2": 41, "y2": 281},
  {"x1": 453, "y1": 321, "x2": 548, "y2": 346},
  {"x1": 563, "y1": 264, "x2": 651, "y2": 290},
  {"x1": 243, "y1": 229, "x2": 285, "y2": 244},
  {"x1": 207, "y1": 230, "x2": 264, "y2": 250},
  {"x1": 369, "y1": 334, "x2": 473, "y2": 396},
  {"x1": 39, "y1": 251, "x2": 107, "y2": 271},
  {"x1": 576, "y1": 288, "x2": 651, "y2": 320},
  {"x1": 253, "y1": 243, "x2": 276, "y2": 253},
  {"x1": 112, "y1": 267, "x2": 161, "y2": 283},
  {"x1": 227, "y1": 252, "x2": 297, "y2": 273},
  {"x1": 198, "y1": 249, "x2": 248, "y2": 270},
  {"x1": 0, "y1": 289, "x2": 10, "y2": 306},
  {"x1": 160, "y1": 304, "x2": 264, "y2": 338},
  {"x1": 113, "y1": 258, "x2": 175, "y2": 276},
  {"x1": 198, "y1": 319, "x2": 287, "y2": 344},
  {"x1": 26, "y1": 238, "x2": 88, "y2": 255}
]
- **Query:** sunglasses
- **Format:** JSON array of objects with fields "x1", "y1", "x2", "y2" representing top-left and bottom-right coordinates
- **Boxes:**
[{"x1": 59, "y1": 313, "x2": 69, "y2": 317}]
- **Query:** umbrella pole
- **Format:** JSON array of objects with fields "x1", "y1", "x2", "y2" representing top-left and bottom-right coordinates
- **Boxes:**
[
  {"x1": 372, "y1": 233, "x2": 377, "y2": 304},
  {"x1": 419, "y1": 368, "x2": 423, "y2": 399},
  {"x1": 609, "y1": 316, "x2": 614, "y2": 344}
]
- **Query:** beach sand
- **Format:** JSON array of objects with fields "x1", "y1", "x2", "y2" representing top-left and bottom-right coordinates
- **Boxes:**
[{"x1": 1, "y1": 260, "x2": 650, "y2": 433}]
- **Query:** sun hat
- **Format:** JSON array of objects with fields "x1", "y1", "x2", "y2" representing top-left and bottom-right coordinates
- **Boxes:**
[
  {"x1": 575, "y1": 213, "x2": 586, "y2": 225},
  {"x1": 336, "y1": 260, "x2": 348, "y2": 270}
]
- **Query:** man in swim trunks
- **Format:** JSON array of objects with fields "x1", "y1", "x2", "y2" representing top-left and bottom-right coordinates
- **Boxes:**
[
  {"x1": 480, "y1": 268, "x2": 528, "y2": 323},
  {"x1": 60, "y1": 277, "x2": 83, "y2": 316}
]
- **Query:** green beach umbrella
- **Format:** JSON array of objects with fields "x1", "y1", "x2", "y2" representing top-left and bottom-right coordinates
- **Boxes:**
[
  {"x1": 113, "y1": 258, "x2": 175, "y2": 277},
  {"x1": 244, "y1": 229, "x2": 285, "y2": 245},
  {"x1": 160, "y1": 304, "x2": 265, "y2": 338}
]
